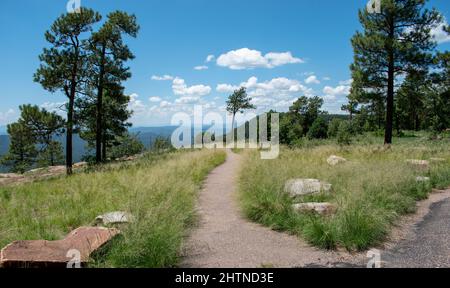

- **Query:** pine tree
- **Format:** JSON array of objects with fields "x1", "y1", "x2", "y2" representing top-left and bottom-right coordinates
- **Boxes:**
[
  {"x1": 1, "y1": 123, "x2": 37, "y2": 173},
  {"x1": 34, "y1": 8, "x2": 101, "y2": 174},
  {"x1": 226, "y1": 87, "x2": 256, "y2": 133},
  {"x1": 88, "y1": 11, "x2": 139, "y2": 163},
  {"x1": 350, "y1": 0, "x2": 441, "y2": 144},
  {"x1": 18, "y1": 105, "x2": 65, "y2": 166}
]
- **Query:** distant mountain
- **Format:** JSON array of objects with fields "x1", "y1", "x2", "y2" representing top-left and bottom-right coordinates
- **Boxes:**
[
  {"x1": 0, "y1": 126, "x2": 185, "y2": 173},
  {"x1": 0, "y1": 126, "x2": 7, "y2": 135}
]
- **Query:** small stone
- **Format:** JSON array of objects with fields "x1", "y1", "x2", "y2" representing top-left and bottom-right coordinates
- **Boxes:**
[
  {"x1": 285, "y1": 179, "x2": 332, "y2": 197},
  {"x1": 406, "y1": 159, "x2": 429, "y2": 168},
  {"x1": 0, "y1": 227, "x2": 119, "y2": 268},
  {"x1": 327, "y1": 155, "x2": 347, "y2": 166},
  {"x1": 416, "y1": 176, "x2": 430, "y2": 182},
  {"x1": 293, "y1": 203, "x2": 336, "y2": 215},
  {"x1": 73, "y1": 162, "x2": 88, "y2": 168},
  {"x1": 95, "y1": 211, "x2": 134, "y2": 225}
]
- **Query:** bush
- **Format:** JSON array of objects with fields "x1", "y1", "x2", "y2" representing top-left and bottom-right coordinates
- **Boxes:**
[
  {"x1": 109, "y1": 133, "x2": 145, "y2": 160},
  {"x1": 337, "y1": 121, "x2": 353, "y2": 145},
  {"x1": 327, "y1": 118, "x2": 343, "y2": 138},
  {"x1": 307, "y1": 118, "x2": 329, "y2": 139}
]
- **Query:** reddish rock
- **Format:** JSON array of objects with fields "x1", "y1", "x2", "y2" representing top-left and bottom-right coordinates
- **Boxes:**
[{"x1": 0, "y1": 227, "x2": 119, "y2": 268}]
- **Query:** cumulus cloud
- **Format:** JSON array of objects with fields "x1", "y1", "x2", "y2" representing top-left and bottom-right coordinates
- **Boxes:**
[
  {"x1": 128, "y1": 93, "x2": 147, "y2": 113},
  {"x1": 323, "y1": 77, "x2": 331, "y2": 81},
  {"x1": 216, "y1": 48, "x2": 304, "y2": 70},
  {"x1": 151, "y1": 74, "x2": 174, "y2": 81},
  {"x1": 206, "y1": 55, "x2": 215, "y2": 62},
  {"x1": 305, "y1": 75, "x2": 320, "y2": 84},
  {"x1": 431, "y1": 20, "x2": 450, "y2": 44},
  {"x1": 149, "y1": 96, "x2": 162, "y2": 103},
  {"x1": 322, "y1": 83, "x2": 351, "y2": 100},
  {"x1": 216, "y1": 84, "x2": 240, "y2": 93},
  {"x1": 172, "y1": 77, "x2": 211, "y2": 97},
  {"x1": 339, "y1": 79, "x2": 353, "y2": 85},
  {"x1": 0, "y1": 109, "x2": 17, "y2": 125},
  {"x1": 194, "y1": 65, "x2": 209, "y2": 71}
]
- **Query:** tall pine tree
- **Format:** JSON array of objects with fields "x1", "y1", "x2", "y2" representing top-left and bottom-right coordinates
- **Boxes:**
[{"x1": 350, "y1": 0, "x2": 441, "y2": 144}]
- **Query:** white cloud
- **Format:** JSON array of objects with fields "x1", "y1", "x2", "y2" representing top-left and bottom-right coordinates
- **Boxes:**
[
  {"x1": 0, "y1": 109, "x2": 17, "y2": 125},
  {"x1": 216, "y1": 48, "x2": 304, "y2": 70},
  {"x1": 149, "y1": 96, "x2": 162, "y2": 103},
  {"x1": 216, "y1": 84, "x2": 240, "y2": 93},
  {"x1": 175, "y1": 96, "x2": 201, "y2": 104},
  {"x1": 217, "y1": 76, "x2": 314, "y2": 112},
  {"x1": 323, "y1": 77, "x2": 331, "y2": 81},
  {"x1": 339, "y1": 79, "x2": 353, "y2": 85},
  {"x1": 431, "y1": 20, "x2": 450, "y2": 44},
  {"x1": 305, "y1": 75, "x2": 320, "y2": 84},
  {"x1": 128, "y1": 93, "x2": 146, "y2": 113},
  {"x1": 206, "y1": 55, "x2": 215, "y2": 62},
  {"x1": 194, "y1": 65, "x2": 209, "y2": 71},
  {"x1": 172, "y1": 77, "x2": 211, "y2": 97},
  {"x1": 151, "y1": 74, "x2": 174, "y2": 81},
  {"x1": 322, "y1": 84, "x2": 351, "y2": 101}
]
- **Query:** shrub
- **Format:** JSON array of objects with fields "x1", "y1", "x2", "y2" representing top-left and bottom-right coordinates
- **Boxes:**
[
  {"x1": 307, "y1": 118, "x2": 329, "y2": 139},
  {"x1": 327, "y1": 118, "x2": 343, "y2": 138},
  {"x1": 337, "y1": 121, "x2": 353, "y2": 145}
]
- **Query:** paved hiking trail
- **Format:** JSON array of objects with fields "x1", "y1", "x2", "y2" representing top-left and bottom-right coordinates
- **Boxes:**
[
  {"x1": 381, "y1": 193, "x2": 450, "y2": 268},
  {"x1": 180, "y1": 150, "x2": 354, "y2": 268}
]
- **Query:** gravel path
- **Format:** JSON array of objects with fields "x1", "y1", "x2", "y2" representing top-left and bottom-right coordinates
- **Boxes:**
[
  {"x1": 180, "y1": 150, "x2": 353, "y2": 268},
  {"x1": 382, "y1": 196, "x2": 450, "y2": 268}
]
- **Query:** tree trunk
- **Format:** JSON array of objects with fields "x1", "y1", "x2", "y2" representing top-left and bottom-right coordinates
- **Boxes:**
[
  {"x1": 102, "y1": 134, "x2": 106, "y2": 162},
  {"x1": 96, "y1": 46, "x2": 106, "y2": 164},
  {"x1": 385, "y1": 17, "x2": 395, "y2": 145},
  {"x1": 66, "y1": 95, "x2": 74, "y2": 175}
]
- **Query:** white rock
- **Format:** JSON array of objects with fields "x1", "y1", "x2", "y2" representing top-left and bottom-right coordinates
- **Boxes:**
[
  {"x1": 293, "y1": 203, "x2": 336, "y2": 215},
  {"x1": 73, "y1": 162, "x2": 88, "y2": 168},
  {"x1": 406, "y1": 159, "x2": 429, "y2": 167},
  {"x1": 416, "y1": 176, "x2": 430, "y2": 182},
  {"x1": 327, "y1": 155, "x2": 347, "y2": 166},
  {"x1": 95, "y1": 212, "x2": 134, "y2": 225},
  {"x1": 285, "y1": 179, "x2": 332, "y2": 197},
  {"x1": 0, "y1": 173, "x2": 23, "y2": 179}
]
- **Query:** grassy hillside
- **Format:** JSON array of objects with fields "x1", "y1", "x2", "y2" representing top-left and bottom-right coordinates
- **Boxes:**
[
  {"x1": 238, "y1": 135, "x2": 450, "y2": 251},
  {"x1": 0, "y1": 149, "x2": 226, "y2": 267}
]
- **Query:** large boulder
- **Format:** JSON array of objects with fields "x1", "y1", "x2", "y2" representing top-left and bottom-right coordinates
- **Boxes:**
[
  {"x1": 0, "y1": 227, "x2": 119, "y2": 268},
  {"x1": 293, "y1": 203, "x2": 336, "y2": 215},
  {"x1": 285, "y1": 179, "x2": 332, "y2": 197},
  {"x1": 327, "y1": 155, "x2": 347, "y2": 166},
  {"x1": 95, "y1": 211, "x2": 134, "y2": 226}
]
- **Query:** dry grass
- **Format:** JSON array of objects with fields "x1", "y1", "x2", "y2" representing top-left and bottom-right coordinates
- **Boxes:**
[{"x1": 0, "y1": 149, "x2": 226, "y2": 267}]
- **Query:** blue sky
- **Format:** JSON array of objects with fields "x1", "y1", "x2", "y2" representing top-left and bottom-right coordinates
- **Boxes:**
[{"x1": 0, "y1": 0, "x2": 449, "y2": 126}]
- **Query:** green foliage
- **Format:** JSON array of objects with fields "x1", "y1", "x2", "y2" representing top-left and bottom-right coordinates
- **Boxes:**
[
  {"x1": 280, "y1": 96, "x2": 326, "y2": 145},
  {"x1": 152, "y1": 137, "x2": 173, "y2": 152},
  {"x1": 19, "y1": 104, "x2": 65, "y2": 167},
  {"x1": 1, "y1": 105, "x2": 65, "y2": 172},
  {"x1": 337, "y1": 121, "x2": 353, "y2": 146},
  {"x1": 1, "y1": 123, "x2": 37, "y2": 173},
  {"x1": 327, "y1": 118, "x2": 343, "y2": 138},
  {"x1": 226, "y1": 87, "x2": 256, "y2": 132},
  {"x1": 349, "y1": 0, "x2": 442, "y2": 144},
  {"x1": 307, "y1": 117, "x2": 328, "y2": 139},
  {"x1": 109, "y1": 133, "x2": 145, "y2": 160}
]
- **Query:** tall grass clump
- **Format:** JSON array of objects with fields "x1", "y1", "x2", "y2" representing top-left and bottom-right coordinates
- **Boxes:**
[
  {"x1": 238, "y1": 137, "x2": 450, "y2": 251},
  {"x1": 0, "y1": 149, "x2": 226, "y2": 267}
]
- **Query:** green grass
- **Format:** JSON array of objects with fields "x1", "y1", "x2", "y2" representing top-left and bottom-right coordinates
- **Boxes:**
[
  {"x1": 238, "y1": 135, "x2": 450, "y2": 251},
  {"x1": 0, "y1": 149, "x2": 226, "y2": 267}
]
